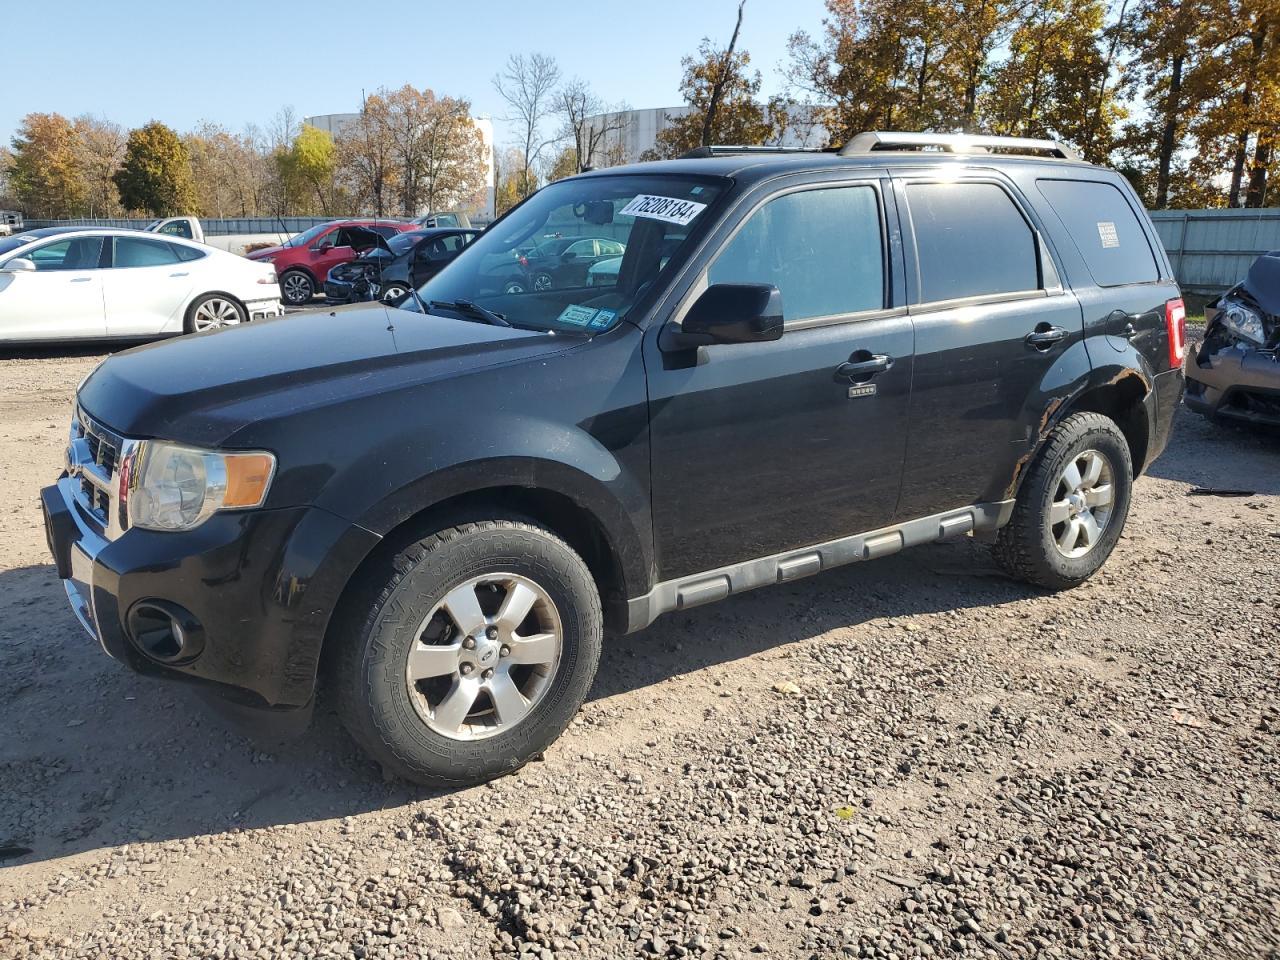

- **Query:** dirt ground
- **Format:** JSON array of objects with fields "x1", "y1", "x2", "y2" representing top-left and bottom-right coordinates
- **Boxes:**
[{"x1": 1, "y1": 343, "x2": 1278, "y2": 959}]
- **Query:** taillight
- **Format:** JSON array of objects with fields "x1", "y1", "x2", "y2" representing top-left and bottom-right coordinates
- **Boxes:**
[
  {"x1": 518, "y1": 255, "x2": 528, "y2": 267},
  {"x1": 1165, "y1": 298, "x2": 1186, "y2": 368}
]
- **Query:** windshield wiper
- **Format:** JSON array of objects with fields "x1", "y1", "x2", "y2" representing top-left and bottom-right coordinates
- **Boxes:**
[{"x1": 427, "y1": 299, "x2": 512, "y2": 327}]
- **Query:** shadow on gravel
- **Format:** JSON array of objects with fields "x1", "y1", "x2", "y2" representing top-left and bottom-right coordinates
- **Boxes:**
[
  {"x1": 0, "y1": 533, "x2": 1031, "y2": 871},
  {"x1": 1146, "y1": 404, "x2": 1280, "y2": 495}
]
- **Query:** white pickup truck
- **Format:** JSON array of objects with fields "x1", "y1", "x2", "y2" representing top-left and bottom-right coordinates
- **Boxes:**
[
  {"x1": 0, "y1": 211, "x2": 23, "y2": 236},
  {"x1": 146, "y1": 217, "x2": 290, "y2": 256}
]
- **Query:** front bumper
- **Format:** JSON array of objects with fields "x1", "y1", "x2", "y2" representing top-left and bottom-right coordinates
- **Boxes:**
[
  {"x1": 1185, "y1": 340, "x2": 1280, "y2": 425},
  {"x1": 41, "y1": 475, "x2": 379, "y2": 709},
  {"x1": 323, "y1": 279, "x2": 356, "y2": 303}
]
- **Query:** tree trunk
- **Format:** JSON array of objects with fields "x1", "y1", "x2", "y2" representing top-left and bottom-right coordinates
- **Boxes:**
[
  {"x1": 1155, "y1": 51, "x2": 1184, "y2": 209},
  {"x1": 701, "y1": 0, "x2": 746, "y2": 146},
  {"x1": 1228, "y1": 23, "x2": 1266, "y2": 206},
  {"x1": 1245, "y1": 136, "x2": 1272, "y2": 207}
]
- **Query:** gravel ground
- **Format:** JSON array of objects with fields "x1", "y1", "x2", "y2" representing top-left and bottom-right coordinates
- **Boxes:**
[{"x1": 1, "y1": 342, "x2": 1278, "y2": 960}]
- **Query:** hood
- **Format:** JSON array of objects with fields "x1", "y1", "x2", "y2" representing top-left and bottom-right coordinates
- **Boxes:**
[
  {"x1": 1242, "y1": 251, "x2": 1280, "y2": 317},
  {"x1": 246, "y1": 245, "x2": 284, "y2": 260},
  {"x1": 78, "y1": 304, "x2": 573, "y2": 446}
]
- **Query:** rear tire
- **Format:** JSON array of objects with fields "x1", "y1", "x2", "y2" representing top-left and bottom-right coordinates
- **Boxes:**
[
  {"x1": 184, "y1": 293, "x2": 246, "y2": 334},
  {"x1": 331, "y1": 519, "x2": 602, "y2": 786},
  {"x1": 993, "y1": 412, "x2": 1133, "y2": 590}
]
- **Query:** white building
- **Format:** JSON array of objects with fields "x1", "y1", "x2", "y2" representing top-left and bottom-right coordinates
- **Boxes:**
[
  {"x1": 582, "y1": 104, "x2": 831, "y2": 165},
  {"x1": 305, "y1": 112, "x2": 496, "y2": 218}
]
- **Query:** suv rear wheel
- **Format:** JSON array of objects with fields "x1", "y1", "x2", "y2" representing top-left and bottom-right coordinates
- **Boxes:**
[
  {"x1": 993, "y1": 412, "x2": 1133, "y2": 590},
  {"x1": 332, "y1": 519, "x2": 602, "y2": 785},
  {"x1": 280, "y1": 269, "x2": 314, "y2": 306}
]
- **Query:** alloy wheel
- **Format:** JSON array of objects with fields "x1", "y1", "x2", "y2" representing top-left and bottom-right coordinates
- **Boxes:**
[
  {"x1": 404, "y1": 574, "x2": 562, "y2": 740},
  {"x1": 532, "y1": 273, "x2": 553, "y2": 292},
  {"x1": 282, "y1": 273, "x2": 312, "y2": 304},
  {"x1": 1049, "y1": 448, "x2": 1115, "y2": 559},
  {"x1": 192, "y1": 297, "x2": 242, "y2": 331},
  {"x1": 381, "y1": 284, "x2": 408, "y2": 302}
]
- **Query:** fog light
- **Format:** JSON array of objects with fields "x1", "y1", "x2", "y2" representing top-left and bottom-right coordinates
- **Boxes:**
[{"x1": 127, "y1": 600, "x2": 205, "y2": 664}]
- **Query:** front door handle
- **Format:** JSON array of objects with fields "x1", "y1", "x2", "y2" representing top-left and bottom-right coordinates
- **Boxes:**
[
  {"x1": 1025, "y1": 324, "x2": 1068, "y2": 350},
  {"x1": 835, "y1": 354, "x2": 893, "y2": 381},
  {"x1": 69, "y1": 277, "x2": 92, "y2": 283},
  {"x1": 169, "y1": 271, "x2": 189, "y2": 278}
]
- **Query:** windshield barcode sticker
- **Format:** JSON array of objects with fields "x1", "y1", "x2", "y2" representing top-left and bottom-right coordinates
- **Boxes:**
[
  {"x1": 619, "y1": 195, "x2": 707, "y2": 226},
  {"x1": 1097, "y1": 221, "x2": 1120, "y2": 248}
]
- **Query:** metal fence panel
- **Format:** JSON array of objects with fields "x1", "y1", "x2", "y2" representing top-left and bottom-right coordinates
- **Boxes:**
[
  {"x1": 23, "y1": 216, "x2": 342, "y2": 235},
  {"x1": 1149, "y1": 208, "x2": 1280, "y2": 293}
]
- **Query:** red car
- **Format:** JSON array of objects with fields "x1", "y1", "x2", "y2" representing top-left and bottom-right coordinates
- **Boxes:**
[{"x1": 247, "y1": 219, "x2": 418, "y2": 306}]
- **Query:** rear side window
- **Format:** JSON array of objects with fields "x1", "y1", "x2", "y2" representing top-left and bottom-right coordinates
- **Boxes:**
[
  {"x1": 171, "y1": 243, "x2": 206, "y2": 262},
  {"x1": 708, "y1": 185, "x2": 884, "y2": 321},
  {"x1": 113, "y1": 237, "x2": 181, "y2": 268},
  {"x1": 1037, "y1": 179, "x2": 1159, "y2": 287},
  {"x1": 905, "y1": 182, "x2": 1039, "y2": 302}
]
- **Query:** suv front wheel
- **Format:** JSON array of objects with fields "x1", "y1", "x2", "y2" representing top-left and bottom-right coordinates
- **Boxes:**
[
  {"x1": 993, "y1": 412, "x2": 1134, "y2": 590},
  {"x1": 332, "y1": 519, "x2": 603, "y2": 785}
]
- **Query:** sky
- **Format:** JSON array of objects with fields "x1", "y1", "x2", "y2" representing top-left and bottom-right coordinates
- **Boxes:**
[{"x1": 3, "y1": 0, "x2": 832, "y2": 148}]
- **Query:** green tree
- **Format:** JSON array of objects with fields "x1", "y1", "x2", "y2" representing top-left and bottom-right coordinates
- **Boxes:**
[
  {"x1": 280, "y1": 124, "x2": 337, "y2": 215},
  {"x1": 113, "y1": 121, "x2": 197, "y2": 215},
  {"x1": 8, "y1": 113, "x2": 88, "y2": 218}
]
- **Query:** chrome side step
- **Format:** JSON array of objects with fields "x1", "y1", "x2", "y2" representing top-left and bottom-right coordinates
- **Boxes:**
[{"x1": 623, "y1": 500, "x2": 1015, "y2": 633}]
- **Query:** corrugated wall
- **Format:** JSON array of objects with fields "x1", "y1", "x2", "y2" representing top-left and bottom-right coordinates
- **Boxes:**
[{"x1": 1149, "y1": 209, "x2": 1280, "y2": 293}]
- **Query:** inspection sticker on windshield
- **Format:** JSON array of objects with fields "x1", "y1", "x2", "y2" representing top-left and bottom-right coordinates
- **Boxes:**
[
  {"x1": 620, "y1": 194, "x2": 707, "y2": 226},
  {"x1": 556, "y1": 304, "x2": 600, "y2": 327},
  {"x1": 587, "y1": 309, "x2": 617, "y2": 330},
  {"x1": 1097, "y1": 221, "x2": 1120, "y2": 248}
]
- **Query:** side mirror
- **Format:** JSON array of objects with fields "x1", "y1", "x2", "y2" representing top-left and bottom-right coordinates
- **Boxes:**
[
  {"x1": 0, "y1": 258, "x2": 36, "y2": 273},
  {"x1": 673, "y1": 283, "x2": 783, "y2": 347},
  {"x1": 316, "y1": 242, "x2": 334, "y2": 254},
  {"x1": 561, "y1": 251, "x2": 577, "y2": 261}
]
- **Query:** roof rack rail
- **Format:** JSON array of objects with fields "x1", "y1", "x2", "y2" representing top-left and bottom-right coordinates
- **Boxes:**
[
  {"x1": 839, "y1": 131, "x2": 1080, "y2": 161},
  {"x1": 678, "y1": 145, "x2": 831, "y2": 159}
]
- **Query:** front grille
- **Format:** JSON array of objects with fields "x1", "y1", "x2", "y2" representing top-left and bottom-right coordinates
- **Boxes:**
[{"x1": 69, "y1": 409, "x2": 131, "y2": 538}]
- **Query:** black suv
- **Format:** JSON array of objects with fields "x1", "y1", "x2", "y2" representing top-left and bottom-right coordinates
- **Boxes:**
[{"x1": 41, "y1": 133, "x2": 1185, "y2": 786}]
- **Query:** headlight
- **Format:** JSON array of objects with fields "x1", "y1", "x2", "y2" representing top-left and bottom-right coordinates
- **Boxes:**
[
  {"x1": 1219, "y1": 302, "x2": 1267, "y2": 345},
  {"x1": 127, "y1": 441, "x2": 276, "y2": 531}
]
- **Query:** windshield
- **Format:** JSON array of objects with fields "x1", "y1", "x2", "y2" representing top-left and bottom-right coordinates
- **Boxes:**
[
  {"x1": 388, "y1": 232, "x2": 425, "y2": 255},
  {"x1": 0, "y1": 235, "x2": 37, "y2": 258},
  {"x1": 283, "y1": 223, "x2": 332, "y2": 248},
  {"x1": 400, "y1": 174, "x2": 726, "y2": 334}
]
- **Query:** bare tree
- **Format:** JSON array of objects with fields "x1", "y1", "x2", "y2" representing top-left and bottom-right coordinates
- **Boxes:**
[
  {"x1": 493, "y1": 53, "x2": 562, "y2": 198},
  {"x1": 701, "y1": 0, "x2": 747, "y2": 147},
  {"x1": 555, "y1": 78, "x2": 632, "y2": 172}
]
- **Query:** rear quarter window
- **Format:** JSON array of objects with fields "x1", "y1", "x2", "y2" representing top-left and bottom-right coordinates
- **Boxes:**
[{"x1": 1036, "y1": 179, "x2": 1160, "y2": 287}]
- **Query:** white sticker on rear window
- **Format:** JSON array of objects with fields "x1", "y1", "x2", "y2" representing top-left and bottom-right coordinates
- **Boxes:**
[
  {"x1": 619, "y1": 194, "x2": 707, "y2": 226},
  {"x1": 1097, "y1": 221, "x2": 1120, "y2": 248}
]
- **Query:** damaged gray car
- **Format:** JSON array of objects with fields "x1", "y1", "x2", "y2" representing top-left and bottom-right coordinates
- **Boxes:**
[{"x1": 1185, "y1": 251, "x2": 1280, "y2": 426}]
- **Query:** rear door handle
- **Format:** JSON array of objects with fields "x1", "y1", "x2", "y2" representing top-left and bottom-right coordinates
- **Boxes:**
[
  {"x1": 170, "y1": 272, "x2": 189, "y2": 278},
  {"x1": 69, "y1": 277, "x2": 92, "y2": 283},
  {"x1": 1025, "y1": 324, "x2": 1068, "y2": 350},
  {"x1": 834, "y1": 354, "x2": 893, "y2": 381}
]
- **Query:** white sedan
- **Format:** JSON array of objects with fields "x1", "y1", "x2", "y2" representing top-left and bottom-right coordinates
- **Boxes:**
[{"x1": 0, "y1": 227, "x2": 282, "y2": 344}]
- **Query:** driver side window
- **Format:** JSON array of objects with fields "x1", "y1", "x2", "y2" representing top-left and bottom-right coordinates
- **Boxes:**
[{"x1": 707, "y1": 185, "x2": 886, "y2": 322}]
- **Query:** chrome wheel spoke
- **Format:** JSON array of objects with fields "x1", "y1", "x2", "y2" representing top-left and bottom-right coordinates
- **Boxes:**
[
  {"x1": 1049, "y1": 499, "x2": 1073, "y2": 525},
  {"x1": 407, "y1": 641, "x2": 460, "y2": 680},
  {"x1": 1057, "y1": 517, "x2": 1082, "y2": 552},
  {"x1": 507, "y1": 631, "x2": 557, "y2": 665},
  {"x1": 433, "y1": 677, "x2": 480, "y2": 731},
  {"x1": 442, "y1": 583, "x2": 487, "y2": 638},
  {"x1": 1085, "y1": 483, "x2": 1113, "y2": 508},
  {"x1": 1078, "y1": 511, "x2": 1102, "y2": 547},
  {"x1": 1061, "y1": 461, "x2": 1083, "y2": 493},
  {"x1": 1080, "y1": 451, "x2": 1104, "y2": 489},
  {"x1": 496, "y1": 581, "x2": 538, "y2": 633},
  {"x1": 487, "y1": 674, "x2": 530, "y2": 725}
]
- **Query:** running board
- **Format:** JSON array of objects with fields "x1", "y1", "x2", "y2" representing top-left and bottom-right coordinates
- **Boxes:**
[{"x1": 623, "y1": 500, "x2": 1015, "y2": 633}]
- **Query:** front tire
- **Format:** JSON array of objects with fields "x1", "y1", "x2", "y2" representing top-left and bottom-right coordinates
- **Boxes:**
[
  {"x1": 332, "y1": 519, "x2": 603, "y2": 786},
  {"x1": 993, "y1": 412, "x2": 1133, "y2": 590},
  {"x1": 380, "y1": 283, "x2": 409, "y2": 303},
  {"x1": 280, "y1": 270, "x2": 314, "y2": 306}
]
